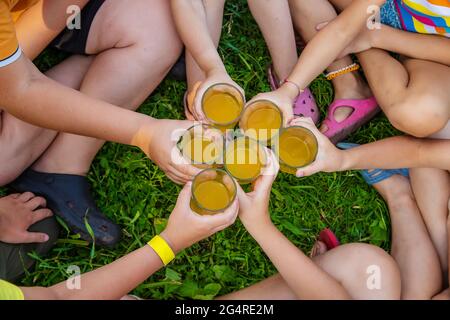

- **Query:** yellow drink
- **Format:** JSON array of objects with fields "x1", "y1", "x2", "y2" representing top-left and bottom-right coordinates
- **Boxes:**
[
  {"x1": 240, "y1": 100, "x2": 282, "y2": 144},
  {"x1": 224, "y1": 137, "x2": 266, "y2": 184},
  {"x1": 202, "y1": 83, "x2": 245, "y2": 130},
  {"x1": 193, "y1": 180, "x2": 230, "y2": 211},
  {"x1": 178, "y1": 124, "x2": 224, "y2": 168},
  {"x1": 190, "y1": 169, "x2": 237, "y2": 215},
  {"x1": 274, "y1": 126, "x2": 318, "y2": 175}
]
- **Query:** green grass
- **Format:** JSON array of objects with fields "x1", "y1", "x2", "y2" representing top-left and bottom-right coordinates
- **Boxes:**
[{"x1": 3, "y1": 1, "x2": 400, "y2": 299}]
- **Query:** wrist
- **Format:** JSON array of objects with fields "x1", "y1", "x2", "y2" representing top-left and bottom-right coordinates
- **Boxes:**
[
  {"x1": 160, "y1": 229, "x2": 183, "y2": 254},
  {"x1": 277, "y1": 83, "x2": 299, "y2": 102},
  {"x1": 205, "y1": 64, "x2": 227, "y2": 78},
  {"x1": 241, "y1": 213, "x2": 273, "y2": 234},
  {"x1": 340, "y1": 149, "x2": 355, "y2": 171},
  {"x1": 131, "y1": 116, "x2": 159, "y2": 152}
]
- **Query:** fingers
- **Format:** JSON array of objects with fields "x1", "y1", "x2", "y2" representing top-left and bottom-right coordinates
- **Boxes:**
[
  {"x1": 203, "y1": 199, "x2": 239, "y2": 229},
  {"x1": 316, "y1": 21, "x2": 330, "y2": 31},
  {"x1": 192, "y1": 82, "x2": 206, "y2": 121},
  {"x1": 31, "y1": 208, "x2": 53, "y2": 225},
  {"x1": 17, "y1": 192, "x2": 36, "y2": 202},
  {"x1": 25, "y1": 196, "x2": 47, "y2": 210},
  {"x1": 177, "y1": 182, "x2": 193, "y2": 202},
  {"x1": 19, "y1": 231, "x2": 50, "y2": 244},
  {"x1": 254, "y1": 149, "x2": 279, "y2": 195},
  {"x1": 7, "y1": 193, "x2": 20, "y2": 199},
  {"x1": 235, "y1": 183, "x2": 247, "y2": 203},
  {"x1": 296, "y1": 162, "x2": 320, "y2": 178}
]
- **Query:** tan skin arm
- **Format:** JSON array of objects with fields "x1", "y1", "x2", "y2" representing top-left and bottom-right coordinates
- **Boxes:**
[
  {"x1": 0, "y1": 56, "x2": 155, "y2": 148},
  {"x1": 15, "y1": 0, "x2": 90, "y2": 60}
]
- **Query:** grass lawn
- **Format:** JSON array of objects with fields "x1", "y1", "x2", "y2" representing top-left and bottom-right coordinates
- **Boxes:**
[{"x1": 2, "y1": 0, "x2": 401, "y2": 299}]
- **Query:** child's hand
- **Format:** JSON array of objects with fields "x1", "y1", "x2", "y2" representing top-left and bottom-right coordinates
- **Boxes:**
[
  {"x1": 138, "y1": 119, "x2": 202, "y2": 184},
  {"x1": 247, "y1": 85, "x2": 298, "y2": 127},
  {"x1": 191, "y1": 70, "x2": 245, "y2": 121},
  {"x1": 161, "y1": 182, "x2": 239, "y2": 253},
  {"x1": 288, "y1": 118, "x2": 346, "y2": 177},
  {"x1": 237, "y1": 149, "x2": 279, "y2": 230}
]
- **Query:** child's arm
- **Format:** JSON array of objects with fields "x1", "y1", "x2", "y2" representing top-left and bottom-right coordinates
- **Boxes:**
[
  {"x1": 19, "y1": 183, "x2": 239, "y2": 300},
  {"x1": 170, "y1": 0, "x2": 225, "y2": 76},
  {"x1": 237, "y1": 152, "x2": 351, "y2": 300},
  {"x1": 370, "y1": 25, "x2": 450, "y2": 66},
  {"x1": 249, "y1": 0, "x2": 387, "y2": 123},
  {"x1": 290, "y1": 118, "x2": 450, "y2": 178},
  {"x1": 245, "y1": 219, "x2": 351, "y2": 300},
  {"x1": 170, "y1": 0, "x2": 243, "y2": 120},
  {"x1": 0, "y1": 56, "x2": 200, "y2": 183}
]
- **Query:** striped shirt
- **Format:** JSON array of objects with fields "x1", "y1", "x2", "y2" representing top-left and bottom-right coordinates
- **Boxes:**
[{"x1": 395, "y1": 0, "x2": 450, "y2": 37}]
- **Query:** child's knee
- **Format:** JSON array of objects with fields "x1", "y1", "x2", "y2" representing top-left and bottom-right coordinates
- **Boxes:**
[
  {"x1": 387, "y1": 95, "x2": 448, "y2": 137},
  {"x1": 339, "y1": 243, "x2": 401, "y2": 299}
]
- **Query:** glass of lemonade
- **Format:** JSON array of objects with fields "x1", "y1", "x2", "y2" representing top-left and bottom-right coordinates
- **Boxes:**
[
  {"x1": 178, "y1": 124, "x2": 224, "y2": 169},
  {"x1": 202, "y1": 83, "x2": 245, "y2": 131},
  {"x1": 239, "y1": 99, "x2": 283, "y2": 146},
  {"x1": 190, "y1": 168, "x2": 237, "y2": 216},
  {"x1": 224, "y1": 136, "x2": 267, "y2": 184},
  {"x1": 273, "y1": 126, "x2": 318, "y2": 175}
]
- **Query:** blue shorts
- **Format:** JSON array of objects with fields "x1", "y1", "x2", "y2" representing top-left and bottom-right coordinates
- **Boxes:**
[{"x1": 380, "y1": 0, "x2": 402, "y2": 30}]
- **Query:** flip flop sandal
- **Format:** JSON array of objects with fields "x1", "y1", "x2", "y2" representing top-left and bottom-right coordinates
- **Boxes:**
[
  {"x1": 10, "y1": 169, "x2": 122, "y2": 247},
  {"x1": 319, "y1": 228, "x2": 340, "y2": 250},
  {"x1": 267, "y1": 64, "x2": 320, "y2": 124},
  {"x1": 321, "y1": 97, "x2": 379, "y2": 145},
  {"x1": 337, "y1": 142, "x2": 409, "y2": 185}
]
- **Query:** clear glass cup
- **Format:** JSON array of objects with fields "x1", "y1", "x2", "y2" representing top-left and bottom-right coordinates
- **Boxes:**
[
  {"x1": 190, "y1": 168, "x2": 237, "y2": 216},
  {"x1": 201, "y1": 83, "x2": 245, "y2": 131},
  {"x1": 272, "y1": 126, "x2": 318, "y2": 175},
  {"x1": 178, "y1": 124, "x2": 224, "y2": 169},
  {"x1": 224, "y1": 136, "x2": 267, "y2": 184},
  {"x1": 239, "y1": 99, "x2": 283, "y2": 146}
]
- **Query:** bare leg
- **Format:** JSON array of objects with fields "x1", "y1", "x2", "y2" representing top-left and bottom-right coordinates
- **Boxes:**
[
  {"x1": 219, "y1": 243, "x2": 400, "y2": 300},
  {"x1": 0, "y1": 57, "x2": 92, "y2": 186},
  {"x1": 410, "y1": 168, "x2": 450, "y2": 279},
  {"x1": 372, "y1": 174, "x2": 442, "y2": 299},
  {"x1": 288, "y1": 0, "x2": 373, "y2": 132},
  {"x1": 185, "y1": 0, "x2": 225, "y2": 94},
  {"x1": 327, "y1": 0, "x2": 450, "y2": 137},
  {"x1": 247, "y1": 0, "x2": 297, "y2": 81},
  {"x1": 32, "y1": 0, "x2": 183, "y2": 175}
]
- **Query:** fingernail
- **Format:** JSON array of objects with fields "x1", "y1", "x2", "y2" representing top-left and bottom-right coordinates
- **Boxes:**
[
  {"x1": 43, "y1": 234, "x2": 49, "y2": 242},
  {"x1": 296, "y1": 172, "x2": 304, "y2": 178}
]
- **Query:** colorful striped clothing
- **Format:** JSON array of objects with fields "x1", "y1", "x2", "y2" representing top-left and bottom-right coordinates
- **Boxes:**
[{"x1": 394, "y1": 0, "x2": 450, "y2": 37}]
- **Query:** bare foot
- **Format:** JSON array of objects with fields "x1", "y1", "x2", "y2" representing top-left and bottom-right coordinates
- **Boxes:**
[
  {"x1": 320, "y1": 71, "x2": 373, "y2": 133},
  {"x1": 310, "y1": 240, "x2": 328, "y2": 258}
]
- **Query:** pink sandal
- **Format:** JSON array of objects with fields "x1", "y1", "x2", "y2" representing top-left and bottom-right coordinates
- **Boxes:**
[
  {"x1": 321, "y1": 97, "x2": 379, "y2": 145},
  {"x1": 267, "y1": 65, "x2": 320, "y2": 125}
]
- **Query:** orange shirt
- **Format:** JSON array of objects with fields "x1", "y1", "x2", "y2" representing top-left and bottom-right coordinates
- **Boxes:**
[{"x1": 0, "y1": 0, "x2": 38, "y2": 67}]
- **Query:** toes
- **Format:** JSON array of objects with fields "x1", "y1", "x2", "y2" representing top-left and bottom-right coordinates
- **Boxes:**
[
  {"x1": 319, "y1": 124, "x2": 328, "y2": 133},
  {"x1": 17, "y1": 192, "x2": 36, "y2": 202}
]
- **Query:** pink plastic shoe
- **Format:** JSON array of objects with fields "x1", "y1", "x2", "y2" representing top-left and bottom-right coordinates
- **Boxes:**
[
  {"x1": 319, "y1": 228, "x2": 340, "y2": 250},
  {"x1": 267, "y1": 65, "x2": 320, "y2": 125},
  {"x1": 321, "y1": 97, "x2": 379, "y2": 145}
]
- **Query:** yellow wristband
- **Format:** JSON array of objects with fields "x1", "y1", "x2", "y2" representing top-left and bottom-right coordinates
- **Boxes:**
[{"x1": 148, "y1": 235, "x2": 175, "y2": 266}]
